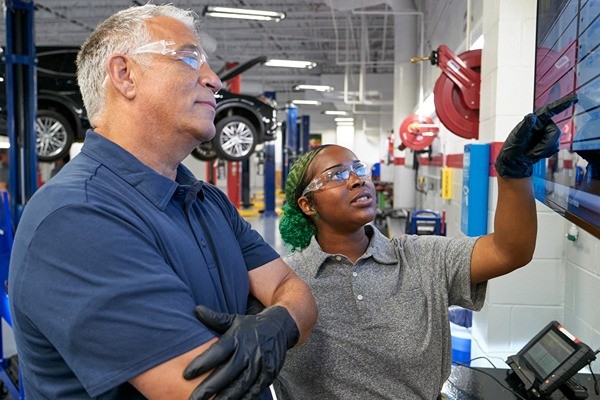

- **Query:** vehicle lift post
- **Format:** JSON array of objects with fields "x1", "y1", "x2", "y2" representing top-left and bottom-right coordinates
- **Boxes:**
[
  {"x1": 262, "y1": 141, "x2": 276, "y2": 217},
  {"x1": 282, "y1": 105, "x2": 299, "y2": 188},
  {"x1": 259, "y1": 91, "x2": 277, "y2": 215},
  {"x1": 226, "y1": 62, "x2": 241, "y2": 208},
  {"x1": 300, "y1": 115, "x2": 310, "y2": 155},
  {"x1": 2, "y1": 2, "x2": 36, "y2": 398},
  {"x1": 4, "y1": 0, "x2": 38, "y2": 225}
]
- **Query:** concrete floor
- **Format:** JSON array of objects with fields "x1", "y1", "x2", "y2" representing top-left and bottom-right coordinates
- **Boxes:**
[
  {"x1": 244, "y1": 214, "x2": 290, "y2": 257},
  {"x1": 245, "y1": 213, "x2": 406, "y2": 259}
]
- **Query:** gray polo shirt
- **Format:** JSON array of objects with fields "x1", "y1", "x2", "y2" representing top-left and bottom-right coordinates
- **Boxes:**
[{"x1": 274, "y1": 225, "x2": 486, "y2": 400}]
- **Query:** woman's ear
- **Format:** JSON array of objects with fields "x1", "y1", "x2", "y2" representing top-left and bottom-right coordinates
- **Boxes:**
[
  {"x1": 106, "y1": 54, "x2": 137, "y2": 100},
  {"x1": 297, "y1": 196, "x2": 318, "y2": 216}
]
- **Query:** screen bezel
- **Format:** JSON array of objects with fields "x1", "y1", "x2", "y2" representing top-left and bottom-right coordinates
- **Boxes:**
[
  {"x1": 518, "y1": 323, "x2": 579, "y2": 380},
  {"x1": 532, "y1": 0, "x2": 600, "y2": 239}
]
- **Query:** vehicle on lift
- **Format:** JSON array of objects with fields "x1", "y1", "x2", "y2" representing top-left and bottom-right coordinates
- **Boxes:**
[
  {"x1": 1, "y1": 48, "x2": 277, "y2": 162},
  {"x1": 194, "y1": 90, "x2": 277, "y2": 162},
  {"x1": 190, "y1": 55, "x2": 277, "y2": 162},
  {"x1": 0, "y1": 47, "x2": 89, "y2": 162}
]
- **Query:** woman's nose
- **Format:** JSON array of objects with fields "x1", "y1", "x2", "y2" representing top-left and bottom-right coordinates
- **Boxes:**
[{"x1": 348, "y1": 173, "x2": 366, "y2": 189}]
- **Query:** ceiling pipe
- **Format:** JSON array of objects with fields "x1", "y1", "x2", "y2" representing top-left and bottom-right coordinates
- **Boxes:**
[
  {"x1": 344, "y1": 13, "x2": 369, "y2": 104},
  {"x1": 381, "y1": 9, "x2": 389, "y2": 62},
  {"x1": 466, "y1": 0, "x2": 472, "y2": 50},
  {"x1": 350, "y1": 8, "x2": 424, "y2": 106},
  {"x1": 352, "y1": 104, "x2": 393, "y2": 115},
  {"x1": 327, "y1": 0, "x2": 395, "y2": 66},
  {"x1": 329, "y1": 1, "x2": 424, "y2": 107}
]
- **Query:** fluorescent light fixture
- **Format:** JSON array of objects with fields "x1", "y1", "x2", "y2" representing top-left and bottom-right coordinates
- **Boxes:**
[
  {"x1": 323, "y1": 110, "x2": 348, "y2": 116},
  {"x1": 294, "y1": 84, "x2": 334, "y2": 92},
  {"x1": 265, "y1": 59, "x2": 317, "y2": 69},
  {"x1": 336, "y1": 122, "x2": 355, "y2": 126},
  {"x1": 471, "y1": 34, "x2": 484, "y2": 50},
  {"x1": 291, "y1": 100, "x2": 321, "y2": 106},
  {"x1": 334, "y1": 117, "x2": 354, "y2": 122},
  {"x1": 203, "y1": 6, "x2": 285, "y2": 22}
]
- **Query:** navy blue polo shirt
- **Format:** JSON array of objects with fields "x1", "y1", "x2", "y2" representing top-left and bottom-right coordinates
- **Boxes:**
[{"x1": 8, "y1": 131, "x2": 279, "y2": 399}]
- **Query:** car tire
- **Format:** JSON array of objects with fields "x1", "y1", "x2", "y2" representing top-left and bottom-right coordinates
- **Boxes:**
[
  {"x1": 191, "y1": 141, "x2": 219, "y2": 161},
  {"x1": 35, "y1": 109, "x2": 74, "y2": 162},
  {"x1": 214, "y1": 115, "x2": 258, "y2": 162}
]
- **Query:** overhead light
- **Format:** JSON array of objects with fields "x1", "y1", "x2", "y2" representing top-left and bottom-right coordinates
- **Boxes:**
[
  {"x1": 265, "y1": 59, "x2": 317, "y2": 69},
  {"x1": 202, "y1": 6, "x2": 285, "y2": 22},
  {"x1": 323, "y1": 110, "x2": 348, "y2": 116},
  {"x1": 291, "y1": 100, "x2": 321, "y2": 106},
  {"x1": 294, "y1": 84, "x2": 334, "y2": 92},
  {"x1": 336, "y1": 122, "x2": 355, "y2": 126},
  {"x1": 334, "y1": 117, "x2": 354, "y2": 122}
]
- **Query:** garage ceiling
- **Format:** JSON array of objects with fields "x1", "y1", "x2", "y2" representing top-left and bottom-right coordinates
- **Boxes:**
[
  {"x1": 0, "y1": 1, "x2": 425, "y2": 89},
  {"x1": 2, "y1": 0, "x2": 451, "y2": 131}
]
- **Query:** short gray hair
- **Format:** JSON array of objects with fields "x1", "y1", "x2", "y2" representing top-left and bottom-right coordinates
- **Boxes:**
[{"x1": 76, "y1": 4, "x2": 200, "y2": 125}]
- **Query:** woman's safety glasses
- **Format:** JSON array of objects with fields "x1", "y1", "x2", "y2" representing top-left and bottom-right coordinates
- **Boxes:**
[
  {"x1": 301, "y1": 162, "x2": 370, "y2": 197},
  {"x1": 130, "y1": 40, "x2": 208, "y2": 70}
]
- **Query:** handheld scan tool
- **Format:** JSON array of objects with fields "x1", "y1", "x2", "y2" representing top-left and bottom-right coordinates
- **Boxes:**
[{"x1": 507, "y1": 321, "x2": 596, "y2": 398}]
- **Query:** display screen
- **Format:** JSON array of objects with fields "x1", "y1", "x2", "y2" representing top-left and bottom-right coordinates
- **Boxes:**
[
  {"x1": 533, "y1": 0, "x2": 600, "y2": 239},
  {"x1": 522, "y1": 329, "x2": 577, "y2": 379}
]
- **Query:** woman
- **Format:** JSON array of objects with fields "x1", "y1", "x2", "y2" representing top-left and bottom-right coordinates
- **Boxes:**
[{"x1": 273, "y1": 95, "x2": 576, "y2": 399}]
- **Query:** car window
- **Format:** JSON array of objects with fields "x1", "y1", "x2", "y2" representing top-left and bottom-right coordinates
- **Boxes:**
[
  {"x1": 37, "y1": 50, "x2": 78, "y2": 77},
  {"x1": 60, "y1": 52, "x2": 78, "y2": 74}
]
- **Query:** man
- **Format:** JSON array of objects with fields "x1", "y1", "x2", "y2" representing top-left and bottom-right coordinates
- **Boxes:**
[{"x1": 8, "y1": 5, "x2": 317, "y2": 400}]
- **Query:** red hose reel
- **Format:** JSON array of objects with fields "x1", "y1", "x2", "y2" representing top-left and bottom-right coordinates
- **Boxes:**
[
  {"x1": 412, "y1": 45, "x2": 482, "y2": 140},
  {"x1": 399, "y1": 114, "x2": 438, "y2": 151}
]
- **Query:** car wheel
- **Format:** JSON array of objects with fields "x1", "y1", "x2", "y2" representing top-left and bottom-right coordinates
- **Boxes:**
[
  {"x1": 191, "y1": 141, "x2": 219, "y2": 161},
  {"x1": 214, "y1": 115, "x2": 258, "y2": 162},
  {"x1": 35, "y1": 109, "x2": 74, "y2": 162}
]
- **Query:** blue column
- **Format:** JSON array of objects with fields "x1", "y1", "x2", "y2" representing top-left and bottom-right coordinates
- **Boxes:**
[
  {"x1": 283, "y1": 106, "x2": 299, "y2": 186},
  {"x1": 5, "y1": 0, "x2": 38, "y2": 225},
  {"x1": 3, "y1": 3, "x2": 34, "y2": 398},
  {"x1": 461, "y1": 143, "x2": 490, "y2": 236},
  {"x1": 300, "y1": 115, "x2": 310, "y2": 154},
  {"x1": 263, "y1": 142, "x2": 276, "y2": 217}
]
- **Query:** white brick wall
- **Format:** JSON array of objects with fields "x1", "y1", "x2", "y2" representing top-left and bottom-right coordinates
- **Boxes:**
[{"x1": 416, "y1": 0, "x2": 600, "y2": 371}]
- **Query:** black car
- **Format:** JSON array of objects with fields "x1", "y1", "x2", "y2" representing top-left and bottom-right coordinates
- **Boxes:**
[
  {"x1": 1, "y1": 47, "x2": 276, "y2": 162},
  {"x1": 1, "y1": 47, "x2": 89, "y2": 162},
  {"x1": 200, "y1": 90, "x2": 277, "y2": 162}
]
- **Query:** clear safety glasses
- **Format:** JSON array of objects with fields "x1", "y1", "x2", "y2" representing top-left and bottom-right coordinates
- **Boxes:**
[
  {"x1": 129, "y1": 40, "x2": 208, "y2": 70},
  {"x1": 301, "y1": 161, "x2": 370, "y2": 197}
]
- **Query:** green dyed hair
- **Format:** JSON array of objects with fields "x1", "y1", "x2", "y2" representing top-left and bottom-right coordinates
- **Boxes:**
[{"x1": 279, "y1": 145, "x2": 332, "y2": 251}]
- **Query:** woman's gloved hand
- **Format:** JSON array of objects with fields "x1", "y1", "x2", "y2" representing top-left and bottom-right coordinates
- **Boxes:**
[
  {"x1": 494, "y1": 93, "x2": 578, "y2": 179},
  {"x1": 183, "y1": 304, "x2": 300, "y2": 400}
]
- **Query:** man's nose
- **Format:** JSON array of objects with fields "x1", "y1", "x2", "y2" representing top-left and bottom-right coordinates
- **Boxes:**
[{"x1": 200, "y1": 66, "x2": 223, "y2": 93}]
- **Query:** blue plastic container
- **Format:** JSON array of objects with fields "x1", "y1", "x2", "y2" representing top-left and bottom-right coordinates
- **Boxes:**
[{"x1": 450, "y1": 322, "x2": 472, "y2": 366}]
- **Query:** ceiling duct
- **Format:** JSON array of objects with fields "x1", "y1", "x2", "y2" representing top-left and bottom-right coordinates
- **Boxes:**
[{"x1": 327, "y1": 0, "x2": 388, "y2": 12}]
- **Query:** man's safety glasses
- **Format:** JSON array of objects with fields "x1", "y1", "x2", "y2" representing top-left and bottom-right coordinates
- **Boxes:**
[
  {"x1": 301, "y1": 162, "x2": 370, "y2": 197},
  {"x1": 130, "y1": 40, "x2": 208, "y2": 70}
]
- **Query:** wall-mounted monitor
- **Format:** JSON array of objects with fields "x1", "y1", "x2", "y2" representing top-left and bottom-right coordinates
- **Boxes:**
[{"x1": 533, "y1": 0, "x2": 600, "y2": 239}]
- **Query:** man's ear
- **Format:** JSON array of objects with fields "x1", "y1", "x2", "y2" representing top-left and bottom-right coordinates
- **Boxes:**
[
  {"x1": 106, "y1": 54, "x2": 137, "y2": 100},
  {"x1": 297, "y1": 196, "x2": 317, "y2": 216}
]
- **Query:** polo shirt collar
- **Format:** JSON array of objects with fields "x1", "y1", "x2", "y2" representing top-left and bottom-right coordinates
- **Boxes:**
[
  {"x1": 303, "y1": 224, "x2": 399, "y2": 278},
  {"x1": 362, "y1": 225, "x2": 399, "y2": 265},
  {"x1": 80, "y1": 130, "x2": 204, "y2": 210}
]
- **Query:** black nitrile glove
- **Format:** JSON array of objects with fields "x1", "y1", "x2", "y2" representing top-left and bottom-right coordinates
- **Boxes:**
[
  {"x1": 494, "y1": 93, "x2": 578, "y2": 178},
  {"x1": 183, "y1": 305, "x2": 300, "y2": 400}
]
